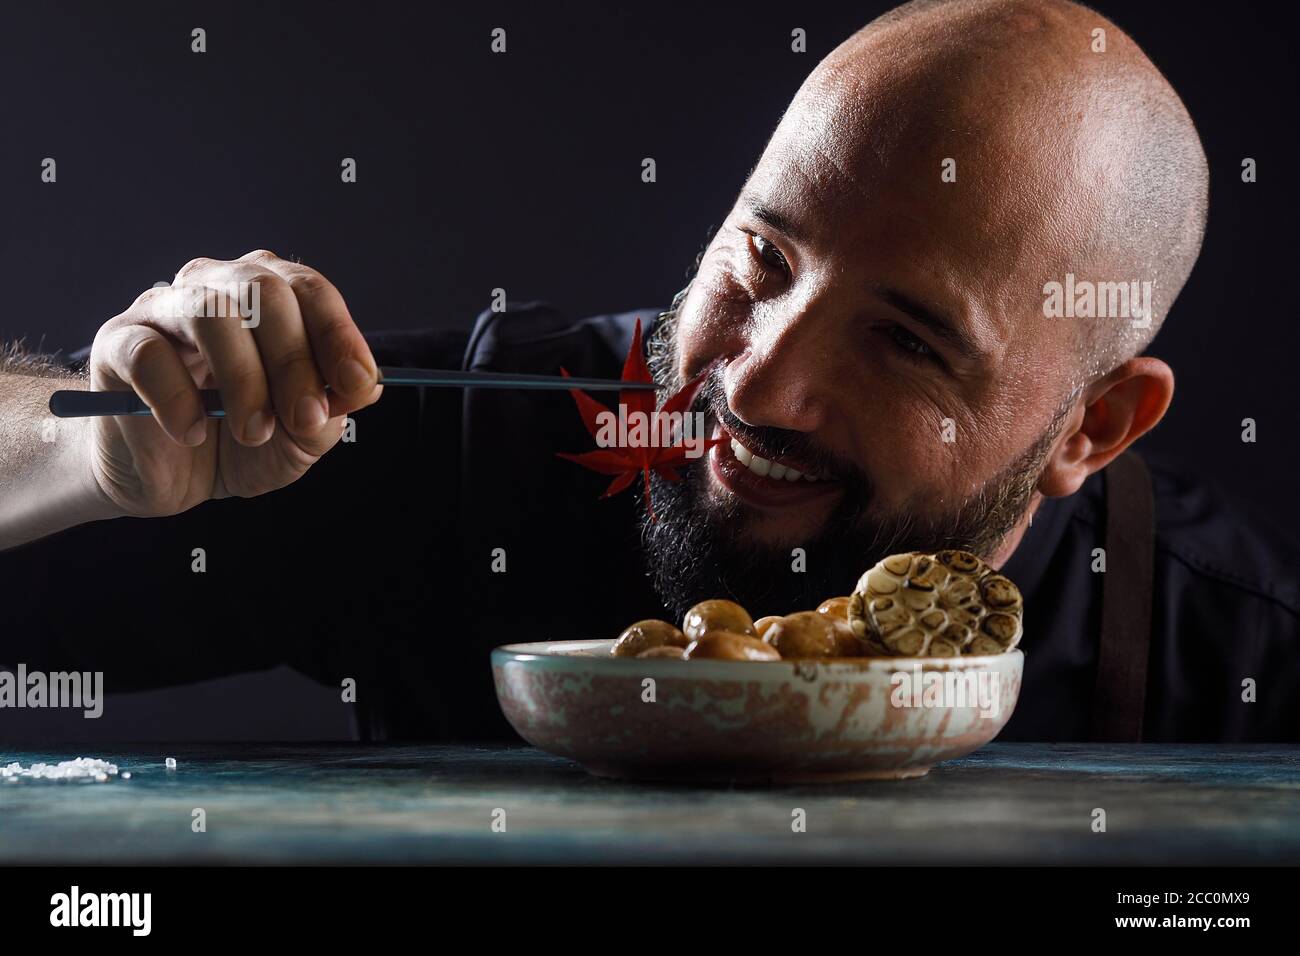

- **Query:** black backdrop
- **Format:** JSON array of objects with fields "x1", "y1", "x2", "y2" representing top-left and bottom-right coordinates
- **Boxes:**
[{"x1": 1, "y1": 0, "x2": 1295, "y2": 740}]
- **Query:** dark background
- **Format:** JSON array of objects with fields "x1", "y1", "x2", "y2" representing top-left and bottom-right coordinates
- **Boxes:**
[{"x1": 1, "y1": 0, "x2": 1295, "y2": 741}]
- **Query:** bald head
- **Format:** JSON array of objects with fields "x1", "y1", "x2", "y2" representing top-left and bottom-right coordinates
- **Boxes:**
[
  {"x1": 646, "y1": 0, "x2": 1203, "y2": 612},
  {"x1": 816, "y1": 0, "x2": 1208, "y2": 380}
]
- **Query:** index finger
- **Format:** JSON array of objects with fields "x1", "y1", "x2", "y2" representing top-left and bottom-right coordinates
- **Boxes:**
[{"x1": 242, "y1": 252, "x2": 381, "y2": 412}]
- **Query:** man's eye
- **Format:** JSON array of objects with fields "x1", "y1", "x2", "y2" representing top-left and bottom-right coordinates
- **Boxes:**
[
  {"x1": 888, "y1": 324, "x2": 935, "y2": 360},
  {"x1": 750, "y1": 234, "x2": 789, "y2": 274}
]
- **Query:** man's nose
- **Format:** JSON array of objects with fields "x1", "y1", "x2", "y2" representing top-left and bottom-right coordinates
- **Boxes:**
[{"x1": 724, "y1": 308, "x2": 835, "y2": 434}]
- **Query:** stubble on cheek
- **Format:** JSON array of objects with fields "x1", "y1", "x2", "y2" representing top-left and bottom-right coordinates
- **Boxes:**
[{"x1": 670, "y1": 253, "x2": 759, "y2": 378}]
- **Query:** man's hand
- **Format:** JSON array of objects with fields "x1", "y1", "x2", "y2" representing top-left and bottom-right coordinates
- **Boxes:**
[{"x1": 88, "y1": 250, "x2": 382, "y2": 516}]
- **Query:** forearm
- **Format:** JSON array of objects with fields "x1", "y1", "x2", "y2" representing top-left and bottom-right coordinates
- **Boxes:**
[{"x1": 0, "y1": 354, "x2": 116, "y2": 550}]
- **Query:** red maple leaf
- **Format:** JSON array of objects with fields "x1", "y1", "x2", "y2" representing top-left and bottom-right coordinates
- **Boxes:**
[{"x1": 556, "y1": 318, "x2": 722, "y2": 520}]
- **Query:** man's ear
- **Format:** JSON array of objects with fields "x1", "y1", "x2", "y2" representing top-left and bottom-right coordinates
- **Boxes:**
[{"x1": 1038, "y1": 356, "x2": 1174, "y2": 498}]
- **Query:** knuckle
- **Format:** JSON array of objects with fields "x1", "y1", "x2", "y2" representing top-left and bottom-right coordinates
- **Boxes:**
[
  {"x1": 131, "y1": 284, "x2": 169, "y2": 307},
  {"x1": 240, "y1": 248, "x2": 280, "y2": 264},
  {"x1": 242, "y1": 269, "x2": 290, "y2": 301},
  {"x1": 286, "y1": 269, "x2": 332, "y2": 297},
  {"x1": 208, "y1": 266, "x2": 284, "y2": 303},
  {"x1": 95, "y1": 312, "x2": 134, "y2": 343},
  {"x1": 236, "y1": 271, "x2": 292, "y2": 329},
  {"x1": 222, "y1": 362, "x2": 268, "y2": 397},
  {"x1": 319, "y1": 321, "x2": 358, "y2": 358},
  {"x1": 272, "y1": 347, "x2": 319, "y2": 381},
  {"x1": 153, "y1": 378, "x2": 195, "y2": 415},
  {"x1": 123, "y1": 328, "x2": 166, "y2": 371},
  {"x1": 174, "y1": 256, "x2": 215, "y2": 282}
]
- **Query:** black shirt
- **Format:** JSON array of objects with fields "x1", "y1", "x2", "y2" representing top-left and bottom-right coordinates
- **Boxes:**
[{"x1": 4, "y1": 303, "x2": 1298, "y2": 741}]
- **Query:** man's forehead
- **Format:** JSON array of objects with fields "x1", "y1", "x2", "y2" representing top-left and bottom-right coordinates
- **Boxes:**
[{"x1": 751, "y1": 49, "x2": 1091, "y2": 245}]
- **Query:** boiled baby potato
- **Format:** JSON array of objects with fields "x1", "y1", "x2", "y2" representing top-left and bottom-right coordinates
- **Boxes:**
[
  {"x1": 829, "y1": 619, "x2": 875, "y2": 657},
  {"x1": 612, "y1": 619, "x2": 689, "y2": 658},
  {"x1": 637, "y1": 646, "x2": 687, "y2": 660},
  {"x1": 813, "y1": 597, "x2": 870, "y2": 656},
  {"x1": 685, "y1": 631, "x2": 780, "y2": 661},
  {"x1": 763, "y1": 611, "x2": 838, "y2": 659},
  {"x1": 816, "y1": 596, "x2": 852, "y2": 619},
  {"x1": 682, "y1": 599, "x2": 755, "y2": 641}
]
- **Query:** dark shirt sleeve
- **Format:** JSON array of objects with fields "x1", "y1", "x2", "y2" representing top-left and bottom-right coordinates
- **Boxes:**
[{"x1": 0, "y1": 328, "x2": 469, "y2": 721}]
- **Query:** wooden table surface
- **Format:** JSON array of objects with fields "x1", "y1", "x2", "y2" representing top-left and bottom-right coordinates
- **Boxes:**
[{"x1": 2, "y1": 743, "x2": 1297, "y2": 865}]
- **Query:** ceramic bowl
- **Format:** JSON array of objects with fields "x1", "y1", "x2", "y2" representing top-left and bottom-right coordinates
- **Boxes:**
[{"x1": 492, "y1": 640, "x2": 1023, "y2": 782}]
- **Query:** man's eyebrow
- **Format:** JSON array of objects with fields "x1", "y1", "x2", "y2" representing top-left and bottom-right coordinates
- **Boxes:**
[
  {"x1": 742, "y1": 195, "x2": 808, "y2": 245},
  {"x1": 878, "y1": 287, "x2": 987, "y2": 363}
]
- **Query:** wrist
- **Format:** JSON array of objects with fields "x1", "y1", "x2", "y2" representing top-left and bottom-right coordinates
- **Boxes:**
[
  {"x1": 0, "y1": 401, "x2": 120, "y2": 551},
  {"x1": 68, "y1": 416, "x2": 124, "y2": 525}
]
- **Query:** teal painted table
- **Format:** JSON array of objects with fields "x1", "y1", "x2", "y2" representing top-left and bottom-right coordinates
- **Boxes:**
[{"x1": 1, "y1": 743, "x2": 1297, "y2": 864}]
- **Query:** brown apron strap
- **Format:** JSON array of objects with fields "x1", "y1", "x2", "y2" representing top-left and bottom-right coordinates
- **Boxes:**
[{"x1": 1090, "y1": 450, "x2": 1156, "y2": 743}]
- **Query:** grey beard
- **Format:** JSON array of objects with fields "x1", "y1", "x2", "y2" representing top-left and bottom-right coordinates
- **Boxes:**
[{"x1": 638, "y1": 300, "x2": 1071, "y2": 621}]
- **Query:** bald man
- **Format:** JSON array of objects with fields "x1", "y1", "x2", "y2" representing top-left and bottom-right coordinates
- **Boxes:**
[{"x1": 1, "y1": 0, "x2": 1295, "y2": 742}]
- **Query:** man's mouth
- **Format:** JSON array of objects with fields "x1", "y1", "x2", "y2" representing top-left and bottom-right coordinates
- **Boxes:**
[
  {"x1": 727, "y1": 434, "x2": 821, "y2": 482},
  {"x1": 708, "y1": 425, "x2": 843, "y2": 510}
]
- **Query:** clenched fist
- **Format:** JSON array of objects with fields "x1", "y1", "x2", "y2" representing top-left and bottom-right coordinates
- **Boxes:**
[{"x1": 87, "y1": 250, "x2": 383, "y2": 517}]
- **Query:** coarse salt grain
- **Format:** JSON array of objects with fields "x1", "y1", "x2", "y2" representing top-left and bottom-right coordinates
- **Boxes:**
[{"x1": 0, "y1": 757, "x2": 121, "y2": 782}]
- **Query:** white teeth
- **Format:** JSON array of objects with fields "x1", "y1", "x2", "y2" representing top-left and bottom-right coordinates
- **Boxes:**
[{"x1": 729, "y1": 435, "x2": 818, "y2": 482}]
